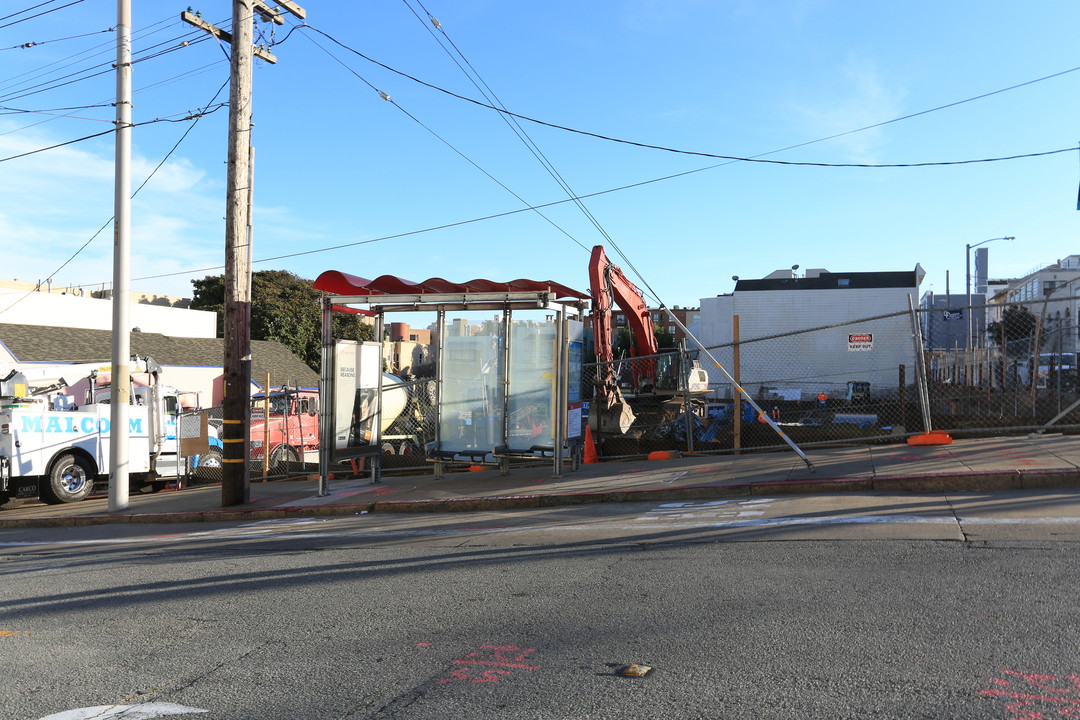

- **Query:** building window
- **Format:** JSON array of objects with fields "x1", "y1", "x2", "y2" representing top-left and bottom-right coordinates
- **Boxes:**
[{"x1": 837, "y1": 278, "x2": 851, "y2": 287}]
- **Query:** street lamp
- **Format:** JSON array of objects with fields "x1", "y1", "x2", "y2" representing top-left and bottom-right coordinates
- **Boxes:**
[{"x1": 966, "y1": 236, "x2": 1015, "y2": 379}]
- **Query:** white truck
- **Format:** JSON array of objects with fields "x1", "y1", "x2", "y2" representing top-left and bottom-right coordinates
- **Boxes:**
[{"x1": 0, "y1": 356, "x2": 204, "y2": 505}]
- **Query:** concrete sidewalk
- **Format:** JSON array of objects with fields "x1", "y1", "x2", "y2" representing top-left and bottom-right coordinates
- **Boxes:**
[{"x1": 2, "y1": 434, "x2": 1079, "y2": 529}]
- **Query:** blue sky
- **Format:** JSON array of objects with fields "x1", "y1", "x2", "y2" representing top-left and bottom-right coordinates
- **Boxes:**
[{"x1": 2, "y1": 0, "x2": 1078, "y2": 311}]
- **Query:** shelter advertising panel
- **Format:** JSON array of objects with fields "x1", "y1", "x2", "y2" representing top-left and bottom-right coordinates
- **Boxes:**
[
  {"x1": 566, "y1": 319, "x2": 584, "y2": 439},
  {"x1": 333, "y1": 340, "x2": 381, "y2": 459}
]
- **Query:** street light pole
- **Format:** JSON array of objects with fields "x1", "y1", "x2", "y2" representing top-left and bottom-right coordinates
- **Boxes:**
[{"x1": 965, "y1": 236, "x2": 1015, "y2": 383}]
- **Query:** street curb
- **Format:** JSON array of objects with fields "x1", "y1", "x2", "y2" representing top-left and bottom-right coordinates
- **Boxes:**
[{"x1": 2, "y1": 468, "x2": 1078, "y2": 529}]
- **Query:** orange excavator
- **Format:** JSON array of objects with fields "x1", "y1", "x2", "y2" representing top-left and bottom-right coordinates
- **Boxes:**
[{"x1": 587, "y1": 245, "x2": 665, "y2": 434}]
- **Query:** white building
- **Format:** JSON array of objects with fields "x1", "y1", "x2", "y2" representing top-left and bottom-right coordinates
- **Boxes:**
[
  {"x1": 1001, "y1": 255, "x2": 1080, "y2": 359},
  {"x1": 697, "y1": 265, "x2": 925, "y2": 401},
  {"x1": 0, "y1": 280, "x2": 216, "y2": 338}
]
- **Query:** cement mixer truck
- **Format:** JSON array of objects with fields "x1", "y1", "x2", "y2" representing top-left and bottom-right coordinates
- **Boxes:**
[{"x1": 250, "y1": 374, "x2": 423, "y2": 473}]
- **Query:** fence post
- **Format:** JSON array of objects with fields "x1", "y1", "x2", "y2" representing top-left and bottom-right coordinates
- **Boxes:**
[
  {"x1": 681, "y1": 343, "x2": 694, "y2": 455},
  {"x1": 732, "y1": 314, "x2": 741, "y2": 455},
  {"x1": 898, "y1": 364, "x2": 906, "y2": 429},
  {"x1": 262, "y1": 371, "x2": 270, "y2": 481}
]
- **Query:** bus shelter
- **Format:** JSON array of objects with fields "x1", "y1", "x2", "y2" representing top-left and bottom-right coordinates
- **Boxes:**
[{"x1": 313, "y1": 271, "x2": 589, "y2": 496}]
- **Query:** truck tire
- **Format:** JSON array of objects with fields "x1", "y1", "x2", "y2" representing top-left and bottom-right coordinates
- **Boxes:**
[
  {"x1": 194, "y1": 447, "x2": 223, "y2": 482},
  {"x1": 42, "y1": 453, "x2": 96, "y2": 504},
  {"x1": 269, "y1": 446, "x2": 299, "y2": 475}
]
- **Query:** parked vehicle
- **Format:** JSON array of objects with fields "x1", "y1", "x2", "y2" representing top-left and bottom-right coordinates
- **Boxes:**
[
  {"x1": 0, "y1": 357, "x2": 211, "y2": 504},
  {"x1": 250, "y1": 386, "x2": 320, "y2": 474},
  {"x1": 250, "y1": 377, "x2": 417, "y2": 473}
]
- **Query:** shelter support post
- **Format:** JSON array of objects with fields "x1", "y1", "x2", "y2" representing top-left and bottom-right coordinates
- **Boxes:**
[{"x1": 318, "y1": 297, "x2": 333, "y2": 496}]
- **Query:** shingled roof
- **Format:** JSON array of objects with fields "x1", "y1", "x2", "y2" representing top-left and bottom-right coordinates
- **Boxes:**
[{"x1": 0, "y1": 323, "x2": 318, "y2": 388}]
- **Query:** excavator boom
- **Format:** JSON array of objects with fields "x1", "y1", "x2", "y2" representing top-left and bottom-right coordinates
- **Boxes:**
[{"x1": 588, "y1": 245, "x2": 663, "y2": 433}]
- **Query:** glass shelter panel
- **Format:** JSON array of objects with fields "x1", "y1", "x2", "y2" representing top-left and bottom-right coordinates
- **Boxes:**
[
  {"x1": 507, "y1": 318, "x2": 558, "y2": 449},
  {"x1": 439, "y1": 320, "x2": 504, "y2": 452}
]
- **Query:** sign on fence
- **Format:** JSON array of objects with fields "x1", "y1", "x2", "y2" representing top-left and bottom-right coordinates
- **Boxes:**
[{"x1": 847, "y1": 333, "x2": 873, "y2": 352}]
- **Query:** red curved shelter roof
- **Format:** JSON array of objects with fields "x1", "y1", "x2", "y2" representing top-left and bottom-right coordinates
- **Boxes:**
[{"x1": 313, "y1": 270, "x2": 589, "y2": 300}]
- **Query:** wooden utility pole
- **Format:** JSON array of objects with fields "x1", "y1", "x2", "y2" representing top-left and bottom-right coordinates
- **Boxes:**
[
  {"x1": 221, "y1": 0, "x2": 255, "y2": 505},
  {"x1": 183, "y1": 0, "x2": 305, "y2": 506}
]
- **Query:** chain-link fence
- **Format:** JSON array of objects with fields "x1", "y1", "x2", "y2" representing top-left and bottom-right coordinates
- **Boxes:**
[
  {"x1": 178, "y1": 296, "x2": 1080, "y2": 476},
  {"x1": 179, "y1": 405, "x2": 224, "y2": 484},
  {"x1": 586, "y1": 298, "x2": 1080, "y2": 459},
  {"x1": 378, "y1": 376, "x2": 437, "y2": 470},
  {"x1": 178, "y1": 376, "x2": 438, "y2": 482}
]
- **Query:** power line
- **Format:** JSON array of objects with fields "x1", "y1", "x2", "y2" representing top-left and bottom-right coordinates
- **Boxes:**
[
  {"x1": 0, "y1": 103, "x2": 228, "y2": 163},
  {"x1": 296, "y1": 21, "x2": 592, "y2": 252},
  {"x1": 1, "y1": 26, "x2": 114, "y2": 52},
  {"x1": 302, "y1": 24, "x2": 1080, "y2": 169},
  {"x1": 0, "y1": 13, "x2": 174, "y2": 91},
  {"x1": 400, "y1": 1, "x2": 607, "y2": 254},
  {"x1": 0, "y1": 28, "x2": 212, "y2": 103},
  {"x1": 0, "y1": 78, "x2": 230, "y2": 314},
  {"x1": 0, "y1": 0, "x2": 69, "y2": 24},
  {"x1": 0, "y1": 0, "x2": 84, "y2": 30},
  {"x1": 0, "y1": 57, "x2": 226, "y2": 138},
  {"x1": 115, "y1": 163, "x2": 760, "y2": 285}
]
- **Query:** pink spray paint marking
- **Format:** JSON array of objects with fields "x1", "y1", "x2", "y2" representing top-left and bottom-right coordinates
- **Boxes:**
[
  {"x1": 978, "y1": 670, "x2": 1080, "y2": 719},
  {"x1": 438, "y1": 645, "x2": 539, "y2": 684}
]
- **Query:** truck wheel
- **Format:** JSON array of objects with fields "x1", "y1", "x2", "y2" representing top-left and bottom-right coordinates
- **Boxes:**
[
  {"x1": 194, "y1": 447, "x2": 223, "y2": 481},
  {"x1": 270, "y1": 446, "x2": 299, "y2": 475},
  {"x1": 43, "y1": 453, "x2": 96, "y2": 504}
]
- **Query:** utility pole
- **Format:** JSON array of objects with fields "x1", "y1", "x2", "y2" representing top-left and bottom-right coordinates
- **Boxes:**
[
  {"x1": 109, "y1": 0, "x2": 132, "y2": 512},
  {"x1": 183, "y1": 0, "x2": 305, "y2": 506}
]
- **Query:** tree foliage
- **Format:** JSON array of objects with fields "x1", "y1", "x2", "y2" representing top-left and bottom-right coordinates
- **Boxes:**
[
  {"x1": 653, "y1": 323, "x2": 677, "y2": 350},
  {"x1": 190, "y1": 270, "x2": 374, "y2": 371},
  {"x1": 987, "y1": 305, "x2": 1038, "y2": 356}
]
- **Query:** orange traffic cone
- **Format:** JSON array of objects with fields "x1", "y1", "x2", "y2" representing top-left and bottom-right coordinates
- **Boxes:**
[{"x1": 583, "y1": 426, "x2": 599, "y2": 464}]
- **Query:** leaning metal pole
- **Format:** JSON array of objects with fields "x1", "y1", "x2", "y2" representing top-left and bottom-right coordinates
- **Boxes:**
[
  {"x1": 661, "y1": 307, "x2": 815, "y2": 472},
  {"x1": 907, "y1": 294, "x2": 933, "y2": 433}
]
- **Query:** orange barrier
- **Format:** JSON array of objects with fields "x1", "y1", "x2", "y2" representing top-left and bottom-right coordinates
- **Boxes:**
[{"x1": 907, "y1": 430, "x2": 953, "y2": 446}]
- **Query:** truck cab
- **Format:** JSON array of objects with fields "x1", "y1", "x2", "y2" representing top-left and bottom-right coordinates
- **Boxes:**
[{"x1": 250, "y1": 387, "x2": 320, "y2": 473}]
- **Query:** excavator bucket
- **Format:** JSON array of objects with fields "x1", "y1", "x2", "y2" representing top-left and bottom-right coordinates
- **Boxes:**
[{"x1": 589, "y1": 387, "x2": 637, "y2": 435}]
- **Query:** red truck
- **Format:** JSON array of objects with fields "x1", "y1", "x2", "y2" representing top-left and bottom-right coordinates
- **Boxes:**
[{"x1": 250, "y1": 386, "x2": 320, "y2": 473}]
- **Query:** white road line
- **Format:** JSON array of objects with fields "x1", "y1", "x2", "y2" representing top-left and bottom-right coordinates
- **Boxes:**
[
  {"x1": 4, "y1": 515, "x2": 1080, "y2": 548},
  {"x1": 39, "y1": 703, "x2": 208, "y2": 719}
]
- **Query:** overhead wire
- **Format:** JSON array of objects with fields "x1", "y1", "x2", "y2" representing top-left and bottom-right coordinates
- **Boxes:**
[
  {"x1": 0, "y1": 102, "x2": 228, "y2": 164},
  {"x1": 26, "y1": 14, "x2": 1080, "y2": 295},
  {"x1": 1, "y1": 26, "x2": 114, "y2": 52},
  {"x1": 0, "y1": 0, "x2": 84, "y2": 30},
  {"x1": 305, "y1": 26, "x2": 1080, "y2": 170},
  {"x1": 295, "y1": 21, "x2": 592, "y2": 252},
  {"x1": 0, "y1": 14, "x2": 172, "y2": 91},
  {"x1": 399, "y1": 1, "x2": 601, "y2": 253},
  {"x1": 0, "y1": 29, "x2": 213, "y2": 103},
  {"x1": 0, "y1": 0, "x2": 69, "y2": 24},
  {"x1": 0, "y1": 77, "x2": 230, "y2": 314},
  {"x1": 0, "y1": 16, "x2": 211, "y2": 102}
]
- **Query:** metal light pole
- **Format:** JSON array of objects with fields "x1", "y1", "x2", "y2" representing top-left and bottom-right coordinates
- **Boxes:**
[{"x1": 965, "y1": 235, "x2": 1015, "y2": 383}]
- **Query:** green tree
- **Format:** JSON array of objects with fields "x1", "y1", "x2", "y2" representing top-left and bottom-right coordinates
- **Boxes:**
[
  {"x1": 986, "y1": 305, "x2": 1037, "y2": 356},
  {"x1": 653, "y1": 323, "x2": 677, "y2": 350},
  {"x1": 190, "y1": 270, "x2": 374, "y2": 371}
]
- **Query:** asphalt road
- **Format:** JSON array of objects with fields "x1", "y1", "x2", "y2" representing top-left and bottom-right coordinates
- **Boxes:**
[{"x1": 3, "y1": 491, "x2": 1080, "y2": 719}]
